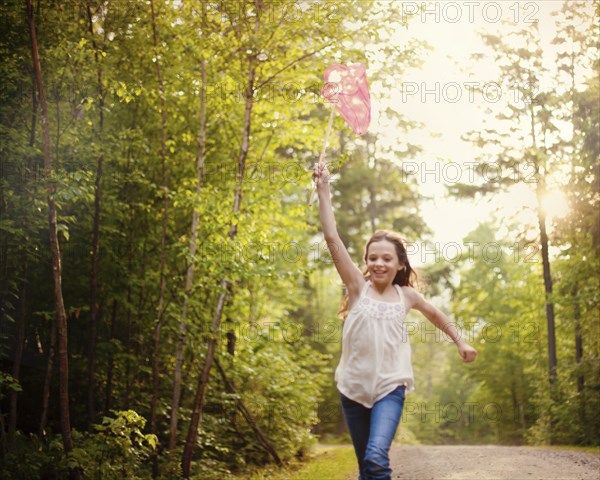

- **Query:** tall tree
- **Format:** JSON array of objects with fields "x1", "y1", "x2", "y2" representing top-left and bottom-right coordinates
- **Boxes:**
[
  {"x1": 146, "y1": 0, "x2": 172, "y2": 455},
  {"x1": 551, "y1": 0, "x2": 599, "y2": 441},
  {"x1": 558, "y1": 73, "x2": 600, "y2": 444},
  {"x1": 85, "y1": 0, "x2": 107, "y2": 428},
  {"x1": 180, "y1": 3, "x2": 259, "y2": 472},
  {"x1": 25, "y1": 0, "x2": 78, "y2": 476},
  {"x1": 7, "y1": 76, "x2": 37, "y2": 443},
  {"x1": 458, "y1": 19, "x2": 562, "y2": 439},
  {"x1": 165, "y1": 0, "x2": 209, "y2": 456}
]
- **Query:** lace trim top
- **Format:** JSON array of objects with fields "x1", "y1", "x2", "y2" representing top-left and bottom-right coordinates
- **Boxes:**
[{"x1": 335, "y1": 280, "x2": 415, "y2": 408}]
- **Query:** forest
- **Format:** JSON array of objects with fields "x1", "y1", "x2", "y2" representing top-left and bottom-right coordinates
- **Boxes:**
[{"x1": 0, "y1": 1, "x2": 598, "y2": 479}]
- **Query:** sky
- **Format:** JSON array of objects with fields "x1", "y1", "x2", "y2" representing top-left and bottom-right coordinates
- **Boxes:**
[{"x1": 368, "y1": 0, "x2": 584, "y2": 266}]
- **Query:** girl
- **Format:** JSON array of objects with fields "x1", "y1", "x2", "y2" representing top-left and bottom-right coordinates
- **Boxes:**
[{"x1": 312, "y1": 161, "x2": 477, "y2": 480}]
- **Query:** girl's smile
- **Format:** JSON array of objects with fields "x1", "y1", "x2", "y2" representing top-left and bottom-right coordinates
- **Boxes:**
[{"x1": 366, "y1": 239, "x2": 404, "y2": 289}]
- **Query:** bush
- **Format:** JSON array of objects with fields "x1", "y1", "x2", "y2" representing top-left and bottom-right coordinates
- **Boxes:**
[
  {"x1": 71, "y1": 410, "x2": 157, "y2": 479},
  {"x1": 0, "y1": 410, "x2": 157, "y2": 480}
]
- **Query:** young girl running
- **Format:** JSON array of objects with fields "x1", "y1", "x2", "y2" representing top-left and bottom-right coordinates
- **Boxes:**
[{"x1": 312, "y1": 161, "x2": 477, "y2": 480}]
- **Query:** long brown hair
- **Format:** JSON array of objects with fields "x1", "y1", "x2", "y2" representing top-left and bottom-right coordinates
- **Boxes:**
[{"x1": 337, "y1": 230, "x2": 417, "y2": 319}]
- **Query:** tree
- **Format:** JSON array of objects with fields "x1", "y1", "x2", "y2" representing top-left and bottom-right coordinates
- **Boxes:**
[
  {"x1": 25, "y1": 0, "x2": 79, "y2": 476},
  {"x1": 457, "y1": 17, "x2": 563, "y2": 441},
  {"x1": 550, "y1": 0, "x2": 599, "y2": 443}
]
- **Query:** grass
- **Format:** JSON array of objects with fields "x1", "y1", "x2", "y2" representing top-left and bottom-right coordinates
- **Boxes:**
[
  {"x1": 229, "y1": 427, "x2": 418, "y2": 480},
  {"x1": 233, "y1": 444, "x2": 358, "y2": 480}
]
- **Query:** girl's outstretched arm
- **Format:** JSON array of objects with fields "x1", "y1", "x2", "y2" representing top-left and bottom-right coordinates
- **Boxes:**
[
  {"x1": 313, "y1": 162, "x2": 364, "y2": 299},
  {"x1": 403, "y1": 287, "x2": 478, "y2": 363}
]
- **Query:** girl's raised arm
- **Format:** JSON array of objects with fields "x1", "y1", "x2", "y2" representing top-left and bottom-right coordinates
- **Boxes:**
[{"x1": 313, "y1": 162, "x2": 364, "y2": 299}]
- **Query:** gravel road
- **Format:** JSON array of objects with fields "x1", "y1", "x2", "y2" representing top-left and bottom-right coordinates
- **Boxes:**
[{"x1": 374, "y1": 445, "x2": 600, "y2": 480}]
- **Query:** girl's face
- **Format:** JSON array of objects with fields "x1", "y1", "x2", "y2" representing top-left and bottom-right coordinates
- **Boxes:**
[{"x1": 365, "y1": 239, "x2": 404, "y2": 286}]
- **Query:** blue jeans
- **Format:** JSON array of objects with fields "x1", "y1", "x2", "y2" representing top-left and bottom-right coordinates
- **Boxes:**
[{"x1": 340, "y1": 385, "x2": 406, "y2": 480}]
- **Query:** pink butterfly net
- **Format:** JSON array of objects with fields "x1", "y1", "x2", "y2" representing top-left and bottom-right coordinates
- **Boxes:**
[
  {"x1": 321, "y1": 63, "x2": 371, "y2": 136},
  {"x1": 308, "y1": 63, "x2": 371, "y2": 206}
]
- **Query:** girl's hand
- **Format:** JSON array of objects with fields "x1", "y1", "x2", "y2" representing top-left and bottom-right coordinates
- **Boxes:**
[
  {"x1": 456, "y1": 339, "x2": 478, "y2": 363},
  {"x1": 312, "y1": 161, "x2": 331, "y2": 187}
]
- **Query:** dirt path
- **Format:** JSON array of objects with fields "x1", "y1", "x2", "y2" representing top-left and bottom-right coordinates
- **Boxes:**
[{"x1": 375, "y1": 445, "x2": 600, "y2": 480}]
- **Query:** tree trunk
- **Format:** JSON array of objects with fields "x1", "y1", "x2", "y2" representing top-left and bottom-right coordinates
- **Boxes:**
[
  {"x1": 124, "y1": 283, "x2": 132, "y2": 409},
  {"x1": 530, "y1": 100, "x2": 557, "y2": 443},
  {"x1": 574, "y1": 296, "x2": 586, "y2": 440},
  {"x1": 148, "y1": 0, "x2": 169, "y2": 410},
  {"x1": 39, "y1": 317, "x2": 57, "y2": 438},
  {"x1": 85, "y1": 1, "x2": 105, "y2": 429},
  {"x1": 105, "y1": 299, "x2": 117, "y2": 413},
  {"x1": 124, "y1": 233, "x2": 135, "y2": 409},
  {"x1": 181, "y1": 50, "x2": 257, "y2": 479},
  {"x1": 8, "y1": 77, "x2": 37, "y2": 445},
  {"x1": 8, "y1": 276, "x2": 27, "y2": 441},
  {"x1": 574, "y1": 299, "x2": 583, "y2": 392},
  {"x1": 226, "y1": 325, "x2": 236, "y2": 356},
  {"x1": 26, "y1": 2, "x2": 78, "y2": 475},
  {"x1": 567, "y1": 31, "x2": 587, "y2": 442},
  {"x1": 167, "y1": 1, "x2": 208, "y2": 452},
  {"x1": 536, "y1": 193, "x2": 557, "y2": 386},
  {"x1": 214, "y1": 357, "x2": 282, "y2": 465}
]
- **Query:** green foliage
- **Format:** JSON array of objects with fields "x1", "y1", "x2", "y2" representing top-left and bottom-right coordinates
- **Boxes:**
[
  {"x1": 0, "y1": 411, "x2": 156, "y2": 480},
  {"x1": 240, "y1": 445, "x2": 357, "y2": 480},
  {"x1": 201, "y1": 335, "x2": 331, "y2": 471},
  {"x1": 448, "y1": 222, "x2": 546, "y2": 444},
  {"x1": 0, "y1": 0, "x2": 598, "y2": 479},
  {"x1": 0, "y1": 372, "x2": 21, "y2": 399},
  {"x1": 436, "y1": 0, "x2": 600, "y2": 448},
  {"x1": 0, "y1": 433, "x2": 64, "y2": 480},
  {"x1": 70, "y1": 410, "x2": 157, "y2": 479}
]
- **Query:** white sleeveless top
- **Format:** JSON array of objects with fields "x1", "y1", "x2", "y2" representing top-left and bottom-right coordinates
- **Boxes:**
[{"x1": 335, "y1": 280, "x2": 415, "y2": 408}]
